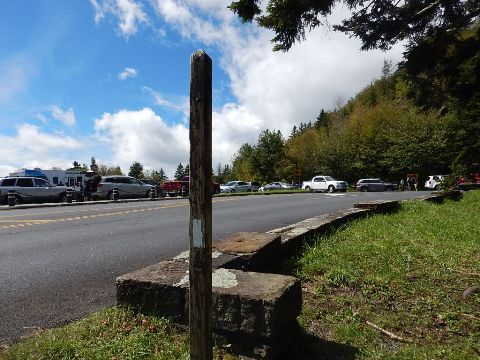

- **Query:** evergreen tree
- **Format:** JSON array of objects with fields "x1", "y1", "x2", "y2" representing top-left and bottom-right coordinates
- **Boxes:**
[
  {"x1": 315, "y1": 109, "x2": 330, "y2": 130},
  {"x1": 128, "y1": 161, "x2": 144, "y2": 179},
  {"x1": 184, "y1": 164, "x2": 190, "y2": 178},
  {"x1": 222, "y1": 164, "x2": 233, "y2": 182},
  {"x1": 90, "y1": 157, "x2": 99, "y2": 173},
  {"x1": 291, "y1": 125, "x2": 297, "y2": 138},
  {"x1": 148, "y1": 168, "x2": 168, "y2": 184},
  {"x1": 251, "y1": 130, "x2": 285, "y2": 182},
  {"x1": 174, "y1": 163, "x2": 185, "y2": 180}
]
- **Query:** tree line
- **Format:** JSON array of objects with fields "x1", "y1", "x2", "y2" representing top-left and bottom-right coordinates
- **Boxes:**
[
  {"x1": 227, "y1": 0, "x2": 479, "y2": 184},
  {"x1": 225, "y1": 59, "x2": 476, "y2": 185}
]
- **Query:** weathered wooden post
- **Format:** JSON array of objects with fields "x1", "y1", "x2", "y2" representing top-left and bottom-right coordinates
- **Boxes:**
[{"x1": 189, "y1": 49, "x2": 212, "y2": 359}]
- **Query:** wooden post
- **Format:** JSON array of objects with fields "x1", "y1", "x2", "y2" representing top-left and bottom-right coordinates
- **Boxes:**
[{"x1": 189, "y1": 50, "x2": 213, "y2": 360}]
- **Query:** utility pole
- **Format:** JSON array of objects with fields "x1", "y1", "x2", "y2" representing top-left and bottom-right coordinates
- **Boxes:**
[{"x1": 189, "y1": 50, "x2": 213, "y2": 360}]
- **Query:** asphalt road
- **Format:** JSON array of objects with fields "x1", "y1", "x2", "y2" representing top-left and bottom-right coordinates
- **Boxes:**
[{"x1": 0, "y1": 191, "x2": 427, "y2": 344}]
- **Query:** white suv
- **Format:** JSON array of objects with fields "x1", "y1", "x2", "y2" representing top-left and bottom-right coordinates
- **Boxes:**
[{"x1": 425, "y1": 175, "x2": 445, "y2": 190}]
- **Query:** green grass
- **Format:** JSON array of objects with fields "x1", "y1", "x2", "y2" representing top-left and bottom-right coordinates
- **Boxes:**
[
  {"x1": 0, "y1": 308, "x2": 235, "y2": 360},
  {"x1": 292, "y1": 191, "x2": 480, "y2": 359}
]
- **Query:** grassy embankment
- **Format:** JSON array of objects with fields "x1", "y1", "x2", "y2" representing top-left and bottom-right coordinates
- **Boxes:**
[
  {"x1": 1, "y1": 191, "x2": 479, "y2": 359},
  {"x1": 293, "y1": 190, "x2": 480, "y2": 359}
]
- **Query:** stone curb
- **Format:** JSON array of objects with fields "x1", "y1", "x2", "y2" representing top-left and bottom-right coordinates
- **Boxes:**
[{"x1": 116, "y1": 198, "x2": 422, "y2": 359}]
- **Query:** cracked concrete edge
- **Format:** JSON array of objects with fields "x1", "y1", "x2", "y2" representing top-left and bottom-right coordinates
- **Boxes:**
[{"x1": 267, "y1": 207, "x2": 369, "y2": 239}]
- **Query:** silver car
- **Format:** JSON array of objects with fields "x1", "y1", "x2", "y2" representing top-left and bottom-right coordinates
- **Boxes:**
[
  {"x1": 220, "y1": 181, "x2": 252, "y2": 193},
  {"x1": 0, "y1": 177, "x2": 74, "y2": 204},
  {"x1": 93, "y1": 175, "x2": 154, "y2": 200}
]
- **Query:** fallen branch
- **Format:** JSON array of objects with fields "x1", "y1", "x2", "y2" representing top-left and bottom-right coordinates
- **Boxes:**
[
  {"x1": 447, "y1": 268, "x2": 480, "y2": 277},
  {"x1": 460, "y1": 313, "x2": 480, "y2": 321},
  {"x1": 365, "y1": 321, "x2": 414, "y2": 343}
]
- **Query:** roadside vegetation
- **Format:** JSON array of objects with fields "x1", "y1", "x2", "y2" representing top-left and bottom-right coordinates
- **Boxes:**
[
  {"x1": 291, "y1": 190, "x2": 480, "y2": 359},
  {"x1": 0, "y1": 308, "x2": 235, "y2": 360},
  {"x1": 2, "y1": 192, "x2": 478, "y2": 360}
]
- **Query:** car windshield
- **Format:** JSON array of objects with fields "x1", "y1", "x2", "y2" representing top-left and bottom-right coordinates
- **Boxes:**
[
  {"x1": 324, "y1": 176, "x2": 336, "y2": 181},
  {"x1": 225, "y1": 182, "x2": 236, "y2": 186}
]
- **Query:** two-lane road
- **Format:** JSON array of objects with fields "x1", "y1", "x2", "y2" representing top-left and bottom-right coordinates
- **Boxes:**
[{"x1": 0, "y1": 191, "x2": 426, "y2": 344}]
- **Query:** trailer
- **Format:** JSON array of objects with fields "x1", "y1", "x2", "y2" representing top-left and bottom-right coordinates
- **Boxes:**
[{"x1": 8, "y1": 168, "x2": 96, "y2": 189}]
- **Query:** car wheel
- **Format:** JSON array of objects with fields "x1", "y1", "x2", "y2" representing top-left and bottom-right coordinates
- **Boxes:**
[
  {"x1": 328, "y1": 185, "x2": 335, "y2": 193},
  {"x1": 15, "y1": 195, "x2": 23, "y2": 205},
  {"x1": 386, "y1": 186, "x2": 393, "y2": 191},
  {"x1": 305, "y1": 186, "x2": 311, "y2": 192},
  {"x1": 433, "y1": 185, "x2": 438, "y2": 190},
  {"x1": 247, "y1": 189, "x2": 252, "y2": 192},
  {"x1": 360, "y1": 187, "x2": 368, "y2": 192},
  {"x1": 107, "y1": 191, "x2": 114, "y2": 200},
  {"x1": 231, "y1": 189, "x2": 236, "y2": 193},
  {"x1": 59, "y1": 193, "x2": 67, "y2": 203}
]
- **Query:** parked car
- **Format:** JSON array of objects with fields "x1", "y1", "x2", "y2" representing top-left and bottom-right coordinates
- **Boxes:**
[
  {"x1": 140, "y1": 179, "x2": 164, "y2": 197},
  {"x1": 259, "y1": 182, "x2": 299, "y2": 191},
  {"x1": 457, "y1": 173, "x2": 480, "y2": 190},
  {"x1": 247, "y1": 181, "x2": 261, "y2": 192},
  {"x1": 220, "y1": 181, "x2": 251, "y2": 193},
  {"x1": 259, "y1": 182, "x2": 283, "y2": 191},
  {"x1": 0, "y1": 177, "x2": 74, "y2": 205},
  {"x1": 302, "y1": 176, "x2": 348, "y2": 193},
  {"x1": 424, "y1": 175, "x2": 446, "y2": 190},
  {"x1": 356, "y1": 178, "x2": 397, "y2": 192},
  {"x1": 162, "y1": 176, "x2": 220, "y2": 197},
  {"x1": 92, "y1": 176, "x2": 154, "y2": 200}
]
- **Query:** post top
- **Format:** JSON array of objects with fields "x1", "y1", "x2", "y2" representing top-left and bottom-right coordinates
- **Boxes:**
[{"x1": 191, "y1": 49, "x2": 211, "y2": 61}]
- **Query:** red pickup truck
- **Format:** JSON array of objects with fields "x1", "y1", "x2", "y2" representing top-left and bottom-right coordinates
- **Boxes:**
[
  {"x1": 162, "y1": 176, "x2": 221, "y2": 197},
  {"x1": 457, "y1": 173, "x2": 480, "y2": 190}
]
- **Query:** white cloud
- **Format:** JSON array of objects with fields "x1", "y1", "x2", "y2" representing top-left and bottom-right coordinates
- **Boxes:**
[
  {"x1": 0, "y1": 165, "x2": 16, "y2": 178},
  {"x1": 51, "y1": 105, "x2": 76, "y2": 126},
  {"x1": 87, "y1": 1, "x2": 405, "y2": 172},
  {"x1": 0, "y1": 59, "x2": 30, "y2": 103},
  {"x1": 118, "y1": 67, "x2": 138, "y2": 80},
  {"x1": 143, "y1": 87, "x2": 188, "y2": 114},
  {"x1": 94, "y1": 108, "x2": 189, "y2": 177},
  {"x1": 0, "y1": 124, "x2": 84, "y2": 177},
  {"x1": 148, "y1": 0, "x2": 404, "y2": 149},
  {"x1": 91, "y1": 0, "x2": 148, "y2": 36},
  {"x1": 93, "y1": 106, "x2": 263, "y2": 177}
]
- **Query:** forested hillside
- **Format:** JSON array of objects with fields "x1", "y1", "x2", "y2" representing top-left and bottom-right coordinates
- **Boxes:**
[
  {"x1": 223, "y1": 1, "x2": 479, "y2": 186},
  {"x1": 221, "y1": 24, "x2": 479, "y2": 185}
]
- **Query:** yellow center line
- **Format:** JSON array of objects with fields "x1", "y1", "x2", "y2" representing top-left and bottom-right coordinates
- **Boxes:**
[
  {"x1": 0, "y1": 197, "x2": 237, "y2": 229},
  {"x1": 0, "y1": 219, "x2": 55, "y2": 223}
]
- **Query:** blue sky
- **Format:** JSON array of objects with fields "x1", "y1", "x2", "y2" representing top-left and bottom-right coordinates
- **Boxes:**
[{"x1": 0, "y1": 0, "x2": 404, "y2": 178}]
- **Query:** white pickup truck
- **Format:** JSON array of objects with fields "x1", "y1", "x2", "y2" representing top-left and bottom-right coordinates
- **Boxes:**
[{"x1": 302, "y1": 175, "x2": 348, "y2": 193}]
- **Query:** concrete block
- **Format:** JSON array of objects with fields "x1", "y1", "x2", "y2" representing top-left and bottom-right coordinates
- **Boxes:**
[
  {"x1": 116, "y1": 260, "x2": 189, "y2": 321},
  {"x1": 213, "y1": 232, "x2": 281, "y2": 273},
  {"x1": 354, "y1": 200, "x2": 399, "y2": 212},
  {"x1": 268, "y1": 208, "x2": 369, "y2": 255},
  {"x1": 211, "y1": 269, "x2": 301, "y2": 339},
  {"x1": 116, "y1": 263, "x2": 301, "y2": 359}
]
